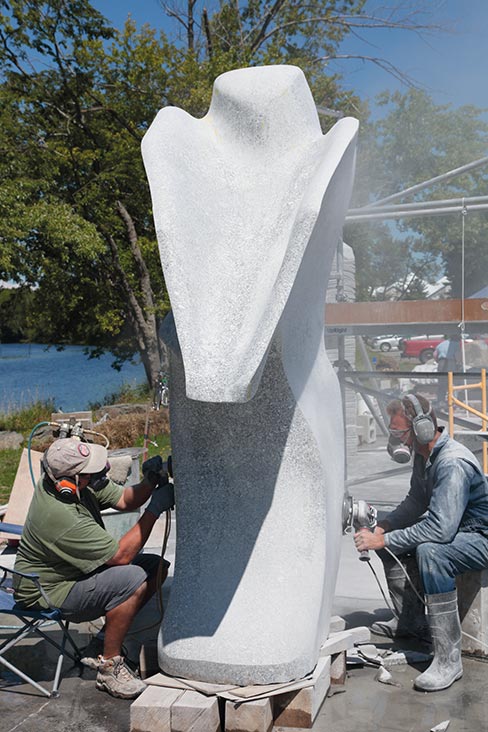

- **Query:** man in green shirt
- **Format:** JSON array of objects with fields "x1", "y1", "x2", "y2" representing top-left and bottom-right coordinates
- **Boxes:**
[{"x1": 14, "y1": 437, "x2": 174, "y2": 699}]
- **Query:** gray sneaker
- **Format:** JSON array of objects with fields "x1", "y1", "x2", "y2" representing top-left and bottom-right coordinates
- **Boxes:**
[{"x1": 96, "y1": 656, "x2": 146, "y2": 699}]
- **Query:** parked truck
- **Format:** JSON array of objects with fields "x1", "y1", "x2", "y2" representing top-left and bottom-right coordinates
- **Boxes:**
[{"x1": 399, "y1": 336, "x2": 444, "y2": 363}]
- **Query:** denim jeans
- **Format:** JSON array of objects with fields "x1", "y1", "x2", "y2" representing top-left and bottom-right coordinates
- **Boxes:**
[{"x1": 415, "y1": 531, "x2": 488, "y2": 594}]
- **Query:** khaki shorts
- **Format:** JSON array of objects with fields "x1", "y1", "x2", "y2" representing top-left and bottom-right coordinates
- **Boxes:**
[{"x1": 59, "y1": 554, "x2": 168, "y2": 622}]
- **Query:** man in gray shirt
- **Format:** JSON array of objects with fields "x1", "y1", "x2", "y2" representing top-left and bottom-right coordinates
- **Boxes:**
[{"x1": 355, "y1": 393, "x2": 488, "y2": 692}]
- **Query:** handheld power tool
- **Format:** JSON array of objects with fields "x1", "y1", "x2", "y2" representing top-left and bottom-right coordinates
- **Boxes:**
[{"x1": 342, "y1": 494, "x2": 377, "y2": 561}]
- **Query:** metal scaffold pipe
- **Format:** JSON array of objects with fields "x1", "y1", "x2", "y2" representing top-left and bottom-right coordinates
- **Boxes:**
[
  {"x1": 346, "y1": 202, "x2": 488, "y2": 222},
  {"x1": 360, "y1": 154, "x2": 488, "y2": 209},
  {"x1": 347, "y1": 194, "x2": 488, "y2": 216}
]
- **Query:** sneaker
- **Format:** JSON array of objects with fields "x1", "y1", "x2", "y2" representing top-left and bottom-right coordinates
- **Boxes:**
[
  {"x1": 96, "y1": 655, "x2": 146, "y2": 699},
  {"x1": 80, "y1": 636, "x2": 104, "y2": 669}
]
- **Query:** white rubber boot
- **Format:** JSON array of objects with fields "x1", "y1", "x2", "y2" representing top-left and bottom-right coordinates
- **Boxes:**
[{"x1": 414, "y1": 590, "x2": 463, "y2": 692}]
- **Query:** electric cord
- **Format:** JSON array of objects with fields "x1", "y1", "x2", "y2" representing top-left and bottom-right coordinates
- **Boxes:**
[
  {"x1": 125, "y1": 506, "x2": 172, "y2": 637},
  {"x1": 27, "y1": 421, "x2": 52, "y2": 488},
  {"x1": 365, "y1": 545, "x2": 488, "y2": 652},
  {"x1": 384, "y1": 546, "x2": 426, "y2": 605}
]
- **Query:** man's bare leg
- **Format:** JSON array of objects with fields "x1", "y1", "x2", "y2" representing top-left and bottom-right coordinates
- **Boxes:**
[{"x1": 103, "y1": 582, "x2": 147, "y2": 659}]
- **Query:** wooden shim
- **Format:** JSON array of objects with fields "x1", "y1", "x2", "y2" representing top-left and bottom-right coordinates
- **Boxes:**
[{"x1": 146, "y1": 671, "x2": 239, "y2": 696}]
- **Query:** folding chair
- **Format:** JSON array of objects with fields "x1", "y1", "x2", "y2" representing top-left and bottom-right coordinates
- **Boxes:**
[{"x1": 0, "y1": 523, "x2": 81, "y2": 697}]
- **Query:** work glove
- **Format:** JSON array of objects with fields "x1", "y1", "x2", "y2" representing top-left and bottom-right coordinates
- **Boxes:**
[
  {"x1": 142, "y1": 455, "x2": 165, "y2": 487},
  {"x1": 146, "y1": 481, "x2": 175, "y2": 518}
]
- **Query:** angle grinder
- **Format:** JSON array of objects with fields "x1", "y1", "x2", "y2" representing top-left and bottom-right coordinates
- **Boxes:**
[{"x1": 342, "y1": 494, "x2": 377, "y2": 561}]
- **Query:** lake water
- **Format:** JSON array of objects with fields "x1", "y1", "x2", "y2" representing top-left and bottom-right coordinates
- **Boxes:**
[{"x1": 0, "y1": 343, "x2": 146, "y2": 413}]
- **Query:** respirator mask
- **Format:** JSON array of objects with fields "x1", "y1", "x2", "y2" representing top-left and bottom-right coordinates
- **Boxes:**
[
  {"x1": 85, "y1": 462, "x2": 111, "y2": 491},
  {"x1": 387, "y1": 428, "x2": 412, "y2": 464}
]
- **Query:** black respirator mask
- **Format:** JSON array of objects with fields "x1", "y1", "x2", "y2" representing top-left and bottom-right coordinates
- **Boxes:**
[
  {"x1": 387, "y1": 395, "x2": 436, "y2": 464},
  {"x1": 86, "y1": 462, "x2": 111, "y2": 491},
  {"x1": 387, "y1": 434, "x2": 412, "y2": 464}
]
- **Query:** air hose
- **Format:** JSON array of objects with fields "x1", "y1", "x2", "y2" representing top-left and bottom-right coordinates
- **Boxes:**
[
  {"x1": 27, "y1": 421, "x2": 53, "y2": 489},
  {"x1": 365, "y1": 545, "x2": 488, "y2": 652}
]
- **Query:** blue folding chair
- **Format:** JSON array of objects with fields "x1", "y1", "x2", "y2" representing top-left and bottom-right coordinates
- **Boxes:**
[{"x1": 0, "y1": 523, "x2": 81, "y2": 697}]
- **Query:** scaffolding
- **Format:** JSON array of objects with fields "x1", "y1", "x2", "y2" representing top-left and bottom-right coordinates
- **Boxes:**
[
  {"x1": 332, "y1": 153, "x2": 488, "y2": 478},
  {"x1": 448, "y1": 369, "x2": 488, "y2": 475}
]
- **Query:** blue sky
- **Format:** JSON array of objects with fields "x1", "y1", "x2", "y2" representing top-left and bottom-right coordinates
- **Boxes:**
[{"x1": 92, "y1": 0, "x2": 488, "y2": 115}]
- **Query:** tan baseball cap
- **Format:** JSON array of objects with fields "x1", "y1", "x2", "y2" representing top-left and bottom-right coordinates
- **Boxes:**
[{"x1": 44, "y1": 438, "x2": 108, "y2": 478}]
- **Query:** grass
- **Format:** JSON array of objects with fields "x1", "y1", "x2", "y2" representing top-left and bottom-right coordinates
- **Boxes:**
[
  {"x1": 0, "y1": 384, "x2": 171, "y2": 504},
  {"x1": 0, "y1": 399, "x2": 56, "y2": 433},
  {"x1": 0, "y1": 449, "x2": 22, "y2": 504}
]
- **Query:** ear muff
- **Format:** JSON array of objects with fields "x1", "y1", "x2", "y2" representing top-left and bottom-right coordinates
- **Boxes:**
[
  {"x1": 54, "y1": 477, "x2": 79, "y2": 496},
  {"x1": 42, "y1": 456, "x2": 79, "y2": 497},
  {"x1": 403, "y1": 394, "x2": 436, "y2": 445}
]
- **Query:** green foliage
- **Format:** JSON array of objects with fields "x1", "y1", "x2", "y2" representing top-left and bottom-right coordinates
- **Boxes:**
[
  {"x1": 0, "y1": 0, "x2": 370, "y2": 385},
  {"x1": 0, "y1": 399, "x2": 56, "y2": 431},
  {"x1": 0, "y1": 448, "x2": 22, "y2": 503},
  {"x1": 348, "y1": 89, "x2": 488, "y2": 299},
  {"x1": 135, "y1": 432, "x2": 171, "y2": 462},
  {"x1": 0, "y1": 1, "x2": 453, "y2": 356},
  {"x1": 88, "y1": 381, "x2": 151, "y2": 410}
]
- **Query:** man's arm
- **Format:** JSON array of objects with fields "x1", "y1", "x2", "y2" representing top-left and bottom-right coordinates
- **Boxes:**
[
  {"x1": 384, "y1": 458, "x2": 473, "y2": 554},
  {"x1": 114, "y1": 455, "x2": 167, "y2": 511},
  {"x1": 115, "y1": 476, "x2": 156, "y2": 511},
  {"x1": 105, "y1": 509, "x2": 158, "y2": 566},
  {"x1": 107, "y1": 480, "x2": 175, "y2": 565}
]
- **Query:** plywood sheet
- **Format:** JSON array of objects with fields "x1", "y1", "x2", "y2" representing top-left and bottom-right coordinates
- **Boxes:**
[{"x1": 0, "y1": 448, "x2": 42, "y2": 540}]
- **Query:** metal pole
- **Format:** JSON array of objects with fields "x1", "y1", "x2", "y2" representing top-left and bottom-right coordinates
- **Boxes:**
[
  {"x1": 346, "y1": 202, "x2": 488, "y2": 223},
  {"x1": 361, "y1": 155, "x2": 488, "y2": 209},
  {"x1": 347, "y1": 194, "x2": 488, "y2": 216},
  {"x1": 356, "y1": 336, "x2": 389, "y2": 433},
  {"x1": 335, "y1": 239, "x2": 347, "y2": 480}
]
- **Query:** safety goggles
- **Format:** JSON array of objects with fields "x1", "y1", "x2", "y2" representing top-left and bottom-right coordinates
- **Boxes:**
[{"x1": 388, "y1": 427, "x2": 412, "y2": 439}]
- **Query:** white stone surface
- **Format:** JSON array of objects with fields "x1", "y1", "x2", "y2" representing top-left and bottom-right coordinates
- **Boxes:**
[{"x1": 142, "y1": 65, "x2": 358, "y2": 684}]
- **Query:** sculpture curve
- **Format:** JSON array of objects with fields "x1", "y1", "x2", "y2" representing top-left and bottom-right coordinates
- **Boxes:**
[{"x1": 142, "y1": 64, "x2": 358, "y2": 685}]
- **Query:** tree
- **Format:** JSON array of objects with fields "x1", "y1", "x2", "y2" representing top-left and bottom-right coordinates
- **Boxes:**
[
  {"x1": 0, "y1": 1, "x2": 445, "y2": 385},
  {"x1": 346, "y1": 89, "x2": 488, "y2": 300},
  {"x1": 0, "y1": 2, "x2": 174, "y2": 383}
]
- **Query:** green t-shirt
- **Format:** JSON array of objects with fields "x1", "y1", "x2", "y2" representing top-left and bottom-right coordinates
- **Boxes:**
[{"x1": 14, "y1": 478, "x2": 124, "y2": 609}]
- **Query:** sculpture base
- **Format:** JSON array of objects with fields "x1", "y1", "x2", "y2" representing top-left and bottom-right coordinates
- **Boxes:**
[
  {"x1": 131, "y1": 620, "x2": 363, "y2": 731},
  {"x1": 160, "y1": 652, "x2": 315, "y2": 686}
]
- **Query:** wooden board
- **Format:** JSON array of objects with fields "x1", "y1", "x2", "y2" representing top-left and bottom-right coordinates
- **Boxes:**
[
  {"x1": 0, "y1": 449, "x2": 42, "y2": 540},
  {"x1": 326, "y1": 298, "x2": 488, "y2": 327}
]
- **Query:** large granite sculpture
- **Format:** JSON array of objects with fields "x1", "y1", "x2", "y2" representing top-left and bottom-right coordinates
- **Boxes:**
[{"x1": 141, "y1": 65, "x2": 358, "y2": 685}]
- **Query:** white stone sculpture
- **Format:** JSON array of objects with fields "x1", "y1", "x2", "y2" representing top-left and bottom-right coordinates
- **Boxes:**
[{"x1": 142, "y1": 65, "x2": 358, "y2": 685}]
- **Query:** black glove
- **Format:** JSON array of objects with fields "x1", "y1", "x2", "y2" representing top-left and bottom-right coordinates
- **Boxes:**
[
  {"x1": 146, "y1": 482, "x2": 175, "y2": 517},
  {"x1": 142, "y1": 455, "x2": 164, "y2": 487}
]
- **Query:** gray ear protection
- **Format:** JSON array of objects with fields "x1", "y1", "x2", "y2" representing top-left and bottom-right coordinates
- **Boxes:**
[{"x1": 403, "y1": 394, "x2": 436, "y2": 445}]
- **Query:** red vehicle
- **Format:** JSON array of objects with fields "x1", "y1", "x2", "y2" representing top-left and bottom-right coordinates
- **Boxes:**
[
  {"x1": 400, "y1": 335, "x2": 488, "y2": 364},
  {"x1": 400, "y1": 336, "x2": 444, "y2": 363}
]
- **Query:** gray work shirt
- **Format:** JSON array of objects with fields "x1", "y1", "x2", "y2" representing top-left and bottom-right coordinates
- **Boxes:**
[{"x1": 384, "y1": 428, "x2": 488, "y2": 554}]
